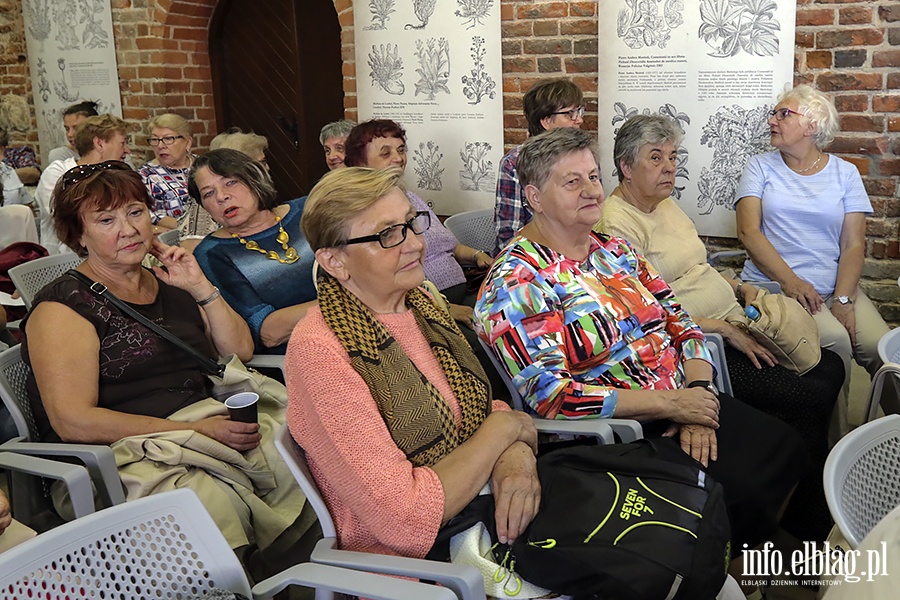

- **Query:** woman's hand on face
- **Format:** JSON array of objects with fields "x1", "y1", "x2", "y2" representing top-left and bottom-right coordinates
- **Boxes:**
[
  {"x1": 149, "y1": 238, "x2": 212, "y2": 298},
  {"x1": 490, "y1": 442, "x2": 540, "y2": 544},
  {"x1": 831, "y1": 302, "x2": 857, "y2": 346},
  {"x1": 666, "y1": 388, "x2": 719, "y2": 428},
  {"x1": 677, "y1": 424, "x2": 718, "y2": 467},
  {"x1": 782, "y1": 278, "x2": 823, "y2": 314},
  {"x1": 720, "y1": 321, "x2": 777, "y2": 369},
  {"x1": 193, "y1": 416, "x2": 261, "y2": 452},
  {"x1": 448, "y1": 303, "x2": 475, "y2": 330}
]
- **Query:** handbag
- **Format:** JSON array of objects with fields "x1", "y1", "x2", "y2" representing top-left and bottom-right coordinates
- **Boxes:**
[
  {"x1": 68, "y1": 270, "x2": 286, "y2": 404},
  {"x1": 726, "y1": 288, "x2": 821, "y2": 375}
]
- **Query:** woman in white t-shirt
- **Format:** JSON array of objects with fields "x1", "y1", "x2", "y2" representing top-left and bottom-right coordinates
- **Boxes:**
[{"x1": 735, "y1": 84, "x2": 890, "y2": 435}]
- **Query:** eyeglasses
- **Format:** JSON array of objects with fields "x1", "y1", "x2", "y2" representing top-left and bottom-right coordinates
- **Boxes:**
[
  {"x1": 769, "y1": 108, "x2": 803, "y2": 121},
  {"x1": 148, "y1": 135, "x2": 185, "y2": 146},
  {"x1": 61, "y1": 160, "x2": 132, "y2": 189},
  {"x1": 551, "y1": 106, "x2": 585, "y2": 121},
  {"x1": 344, "y1": 211, "x2": 431, "y2": 249}
]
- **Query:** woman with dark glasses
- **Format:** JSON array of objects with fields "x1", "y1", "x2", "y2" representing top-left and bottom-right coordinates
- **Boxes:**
[
  {"x1": 286, "y1": 166, "x2": 539, "y2": 560},
  {"x1": 735, "y1": 84, "x2": 889, "y2": 437},
  {"x1": 21, "y1": 162, "x2": 309, "y2": 553},
  {"x1": 190, "y1": 149, "x2": 316, "y2": 354},
  {"x1": 35, "y1": 114, "x2": 131, "y2": 254}
]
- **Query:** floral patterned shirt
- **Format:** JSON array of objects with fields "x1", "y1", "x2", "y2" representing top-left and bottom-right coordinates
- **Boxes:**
[{"x1": 475, "y1": 232, "x2": 712, "y2": 419}]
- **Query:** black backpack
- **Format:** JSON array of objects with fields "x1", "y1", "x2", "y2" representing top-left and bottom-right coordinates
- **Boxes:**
[{"x1": 512, "y1": 438, "x2": 731, "y2": 600}]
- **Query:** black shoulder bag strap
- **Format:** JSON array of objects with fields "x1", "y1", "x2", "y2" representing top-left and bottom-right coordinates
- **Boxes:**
[{"x1": 67, "y1": 269, "x2": 225, "y2": 377}]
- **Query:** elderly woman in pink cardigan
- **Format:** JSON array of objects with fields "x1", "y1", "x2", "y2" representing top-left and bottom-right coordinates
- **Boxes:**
[{"x1": 285, "y1": 167, "x2": 539, "y2": 557}]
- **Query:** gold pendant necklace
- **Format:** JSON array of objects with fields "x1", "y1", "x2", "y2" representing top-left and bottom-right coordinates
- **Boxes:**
[
  {"x1": 232, "y1": 215, "x2": 300, "y2": 264},
  {"x1": 792, "y1": 151, "x2": 823, "y2": 174}
]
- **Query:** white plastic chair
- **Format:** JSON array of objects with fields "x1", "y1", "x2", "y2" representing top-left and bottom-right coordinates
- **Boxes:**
[
  {"x1": 157, "y1": 227, "x2": 181, "y2": 246},
  {"x1": 274, "y1": 426, "x2": 485, "y2": 600},
  {"x1": 476, "y1": 337, "x2": 642, "y2": 443},
  {"x1": 823, "y1": 414, "x2": 900, "y2": 548},
  {"x1": 0, "y1": 344, "x2": 124, "y2": 525},
  {"x1": 8, "y1": 252, "x2": 83, "y2": 310},
  {"x1": 0, "y1": 488, "x2": 453, "y2": 600},
  {"x1": 707, "y1": 250, "x2": 782, "y2": 294},
  {"x1": 443, "y1": 208, "x2": 495, "y2": 254},
  {"x1": 705, "y1": 332, "x2": 734, "y2": 397}
]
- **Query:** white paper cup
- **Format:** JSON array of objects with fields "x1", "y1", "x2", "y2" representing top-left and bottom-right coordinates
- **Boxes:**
[{"x1": 225, "y1": 392, "x2": 259, "y2": 423}]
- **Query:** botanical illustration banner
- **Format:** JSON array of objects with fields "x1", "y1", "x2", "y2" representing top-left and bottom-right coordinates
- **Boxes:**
[
  {"x1": 597, "y1": 0, "x2": 796, "y2": 237},
  {"x1": 354, "y1": 0, "x2": 504, "y2": 214},
  {"x1": 21, "y1": 0, "x2": 123, "y2": 165}
]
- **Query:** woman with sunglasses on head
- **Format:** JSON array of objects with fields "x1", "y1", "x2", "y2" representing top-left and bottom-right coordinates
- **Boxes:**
[
  {"x1": 190, "y1": 149, "x2": 316, "y2": 355},
  {"x1": 35, "y1": 114, "x2": 131, "y2": 254},
  {"x1": 735, "y1": 84, "x2": 889, "y2": 436},
  {"x1": 139, "y1": 114, "x2": 216, "y2": 244},
  {"x1": 286, "y1": 166, "x2": 539, "y2": 560},
  {"x1": 20, "y1": 162, "x2": 310, "y2": 555}
]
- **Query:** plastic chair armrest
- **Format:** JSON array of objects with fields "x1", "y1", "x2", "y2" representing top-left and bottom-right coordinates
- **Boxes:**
[
  {"x1": 532, "y1": 418, "x2": 614, "y2": 443},
  {"x1": 311, "y1": 538, "x2": 484, "y2": 600},
  {"x1": 0, "y1": 451, "x2": 96, "y2": 518},
  {"x1": 605, "y1": 418, "x2": 643, "y2": 442},
  {"x1": 246, "y1": 354, "x2": 285, "y2": 376},
  {"x1": 253, "y1": 563, "x2": 457, "y2": 600},
  {"x1": 0, "y1": 441, "x2": 125, "y2": 506}
]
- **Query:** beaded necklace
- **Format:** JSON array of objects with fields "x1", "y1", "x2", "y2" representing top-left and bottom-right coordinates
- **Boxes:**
[{"x1": 231, "y1": 215, "x2": 299, "y2": 264}]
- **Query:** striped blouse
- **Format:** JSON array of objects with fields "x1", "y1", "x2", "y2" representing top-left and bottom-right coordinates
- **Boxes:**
[{"x1": 475, "y1": 231, "x2": 713, "y2": 419}]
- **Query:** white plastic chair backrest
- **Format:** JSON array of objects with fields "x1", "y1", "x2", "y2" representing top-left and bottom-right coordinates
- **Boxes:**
[
  {"x1": 443, "y1": 208, "x2": 495, "y2": 254},
  {"x1": 0, "y1": 344, "x2": 35, "y2": 441},
  {"x1": 877, "y1": 327, "x2": 900, "y2": 366},
  {"x1": 157, "y1": 228, "x2": 181, "y2": 246},
  {"x1": 864, "y1": 363, "x2": 900, "y2": 423},
  {"x1": 274, "y1": 425, "x2": 338, "y2": 538},
  {"x1": 0, "y1": 488, "x2": 251, "y2": 599},
  {"x1": 8, "y1": 252, "x2": 83, "y2": 310},
  {"x1": 704, "y1": 332, "x2": 734, "y2": 397},
  {"x1": 823, "y1": 414, "x2": 900, "y2": 548}
]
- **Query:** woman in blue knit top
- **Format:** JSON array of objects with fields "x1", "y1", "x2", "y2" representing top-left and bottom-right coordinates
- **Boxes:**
[{"x1": 191, "y1": 149, "x2": 316, "y2": 354}]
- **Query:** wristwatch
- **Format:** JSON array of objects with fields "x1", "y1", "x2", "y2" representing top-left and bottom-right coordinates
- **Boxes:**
[
  {"x1": 836, "y1": 296, "x2": 854, "y2": 305},
  {"x1": 687, "y1": 379, "x2": 719, "y2": 396}
]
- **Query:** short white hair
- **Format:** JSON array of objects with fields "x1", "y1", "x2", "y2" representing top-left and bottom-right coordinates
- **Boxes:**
[{"x1": 778, "y1": 84, "x2": 838, "y2": 147}]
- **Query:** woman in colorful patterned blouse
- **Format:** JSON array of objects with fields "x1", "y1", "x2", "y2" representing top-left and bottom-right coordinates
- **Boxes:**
[{"x1": 474, "y1": 127, "x2": 804, "y2": 558}]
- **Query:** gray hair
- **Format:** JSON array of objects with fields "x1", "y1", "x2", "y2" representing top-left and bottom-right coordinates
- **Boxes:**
[
  {"x1": 209, "y1": 127, "x2": 269, "y2": 157},
  {"x1": 319, "y1": 119, "x2": 356, "y2": 146},
  {"x1": 517, "y1": 128, "x2": 600, "y2": 190},
  {"x1": 189, "y1": 148, "x2": 278, "y2": 212},
  {"x1": 777, "y1": 84, "x2": 838, "y2": 147},
  {"x1": 613, "y1": 114, "x2": 684, "y2": 183}
]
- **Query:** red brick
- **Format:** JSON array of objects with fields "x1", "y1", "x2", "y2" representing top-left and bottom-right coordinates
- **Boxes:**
[
  {"x1": 807, "y1": 51, "x2": 832, "y2": 69},
  {"x1": 137, "y1": 65, "x2": 166, "y2": 79},
  {"x1": 843, "y1": 156, "x2": 870, "y2": 175},
  {"x1": 503, "y1": 57, "x2": 537, "y2": 73},
  {"x1": 500, "y1": 3, "x2": 513, "y2": 20},
  {"x1": 797, "y1": 8, "x2": 834, "y2": 27},
  {"x1": 564, "y1": 57, "x2": 596, "y2": 73},
  {"x1": 865, "y1": 178, "x2": 898, "y2": 197},
  {"x1": 502, "y1": 77, "x2": 519, "y2": 93},
  {"x1": 872, "y1": 241, "x2": 886, "y2": 259},
  {"x1": 503, "y1": 114, "x2": 527, "y2": 129},
  {"x1": 840, "y1": 115, "x2": 884, "y2": 131},
  {"x1": 889, "y1": 116, "x2": 900, "y2": 132},
  {"x1": 880, "y1": 4, "x2": 900, "y2": 22},
  {"x1": 880, "y1": 158, "x2": 900, "y2": 176},
  {"x1": 828, "y1": 135, "x2": 882, "y2": 154},
  {"x1": 796, "y1": 32, "x2": 815, "y2": 48},
  {"x1": 874, "y1": 50, "x2": 900, "y2": 68},
  {"x1": 817, "y1": 72, "x2": 882, "y2": 91},
  {"x1": 560, "y1": 20, "x2": 597, "y2": 36},
  {"x1": 533, "y1": 21, "x2": 558, "y2": 36},
  {"x1": 816, "y1": 29, "x2": 883, "y2": 49},
  {"x1": 516, "y1": 3, "x2": 568, "y2": 19},
  {"x1": 523, "y1": 39, "x2": 572, "y2": 55},
  {"x1": 874, "y1": 95, "x2": 900, "y2": 112},
  {"x1": 569, "y1": 2, "x2": 595, "y2": 17},
  {"x1": 839, "y1": 6, "x2": 872, "y2": 25},
  {"x1": 835, "y1": 94, "x2": 869, "y2": 112},
  {"x1": 502, "y1": 21, "x2": 533, "y2": 37}
]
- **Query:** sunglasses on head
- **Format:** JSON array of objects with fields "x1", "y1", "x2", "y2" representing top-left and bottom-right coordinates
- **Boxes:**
[{"x1": 61, "y1": 161, "x2": 132, "y2": 190}]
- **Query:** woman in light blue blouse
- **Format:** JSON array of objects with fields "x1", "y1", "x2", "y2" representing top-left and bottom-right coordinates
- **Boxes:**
[
  {"x1": 190, "y1": 149, "x2": 316, "y2": 354},
  {"x1": 735, "y1": 84, "x2": 890, "y2": 435}
]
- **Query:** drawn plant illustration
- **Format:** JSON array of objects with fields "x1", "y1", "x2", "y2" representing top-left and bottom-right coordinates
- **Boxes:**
[
  {"x1": 405, "y1": 0, "x2": 436, "y2": 30},
  {"x1": 697, "y1": 104, "x2": 773, "y2": 214},
  {"x1": 24, "y1": 0, "x2": 52, "y2": 48},
  {"x1": 617, "y1": 0, "x2": 685, "y2": 50},
  {"x1": 53, "y1": 58, "x2": 80, "y2": 103},
  {"x1": 610, "y1": 102, "x2": 691, "y2": 198},
  {"x1": 456, "y1": 0, "x2": 493, "y2": 29},
  {"x1": 78, "y1": 0, "x2": 109, "y2": 48},
  {"x1": 53, "y1": 1, "x2": 80, "y2": 51},
  {"x1": 699, "y1": 0, "x2": 780, "y2": 58},
  {"x1": 36, "y1": 59, "x2": 51, "y2": 103},
  {"x1": 414, "y1": 37, "x2": 451, "y2": 100},
  {"x1": 41, "y1": 108, "x2": 67, "y2": 149},
  {"x1": 366, "y1": 0, "x2": 395, "y2": 30},
  {"x1": 414, "y1": 141, "x2": 444, "y2": 191},
  {"x1": 461, "y1": 36, "x2": 496, "y2": 105},
  {"x1": 459, "y1": 141, "x2": 494, "y2": 192},
  {"x1": 367, "y1": 44, "x2": 405, "y2": 95}
]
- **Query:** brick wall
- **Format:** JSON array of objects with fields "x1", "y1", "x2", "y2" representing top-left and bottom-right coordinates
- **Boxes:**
[{"x1": 1, "y1": 0, "x2": 899, "y2": 318}]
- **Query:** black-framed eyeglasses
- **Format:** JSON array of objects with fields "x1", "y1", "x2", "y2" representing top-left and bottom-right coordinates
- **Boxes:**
[
  {"x1": 551, "y1": 106, "x2": 585, "y2": 121},
  {"x1": 769, "y1": 108, "x2": 803, "y2": 121},
  {"x1": 61, "y1": 160, "x2": 132, "y2": 190},
  {"x1": 344, "y1": 211, "x2": 431, "y2": 249},
  {"x1": 148, "y1": 135, "x2": 185, "y2": 146}
]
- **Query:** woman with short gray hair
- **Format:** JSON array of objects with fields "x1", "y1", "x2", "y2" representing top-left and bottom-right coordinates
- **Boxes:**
[
  {"x1": 735, "y1": 84, "x2": 888, "y2": 437},
  {"x1": 319, "y1": 119, "x2": 356, "y2": 171}
]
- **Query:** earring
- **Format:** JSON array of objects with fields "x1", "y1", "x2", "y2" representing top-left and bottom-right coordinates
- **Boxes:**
[{"x1": 625, "y1": 178, "x2": 631, "y2": 184}]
